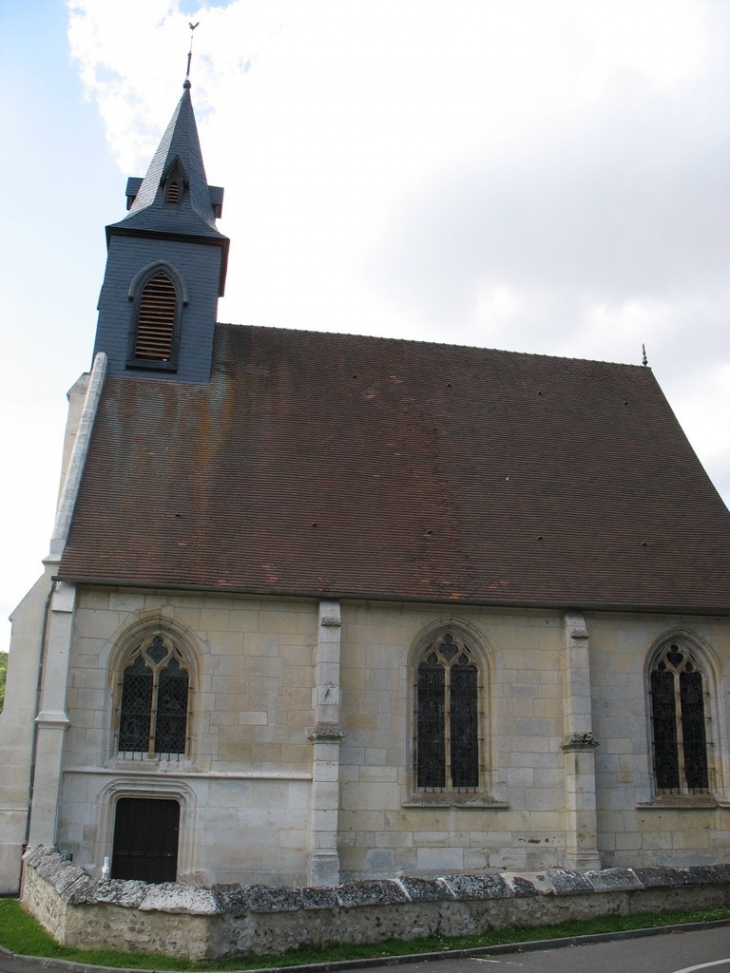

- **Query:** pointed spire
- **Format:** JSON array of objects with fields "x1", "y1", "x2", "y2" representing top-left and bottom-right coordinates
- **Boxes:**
[
  {"x1": 95, "y1": 67, "x2": 229, "y2": 381},
  {"x1": 109, "y1": 81, "x2": 226, "y2": 242}
]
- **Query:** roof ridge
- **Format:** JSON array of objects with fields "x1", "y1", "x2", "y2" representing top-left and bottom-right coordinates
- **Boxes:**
[{"x1": 213, "y1": 321, "x2": 648, "y2": 370}]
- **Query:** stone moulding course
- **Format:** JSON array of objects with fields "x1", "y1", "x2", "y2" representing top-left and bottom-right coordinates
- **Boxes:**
[{"x1": 20, "y1": 846, "x2": 730, "y2": 960}]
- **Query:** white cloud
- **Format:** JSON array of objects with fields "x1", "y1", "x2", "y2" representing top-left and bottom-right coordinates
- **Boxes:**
[
  {"x1": 62, "y1": 0, "x2": 730, "y2": 507},
  {"x1": 2, "y1": 0, "x2": 728, "y2": 653}
]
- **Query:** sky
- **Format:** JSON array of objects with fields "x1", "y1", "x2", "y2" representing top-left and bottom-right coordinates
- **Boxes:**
[{"x1": 1, "y1": 0, "x2": 729, "y2": 650}]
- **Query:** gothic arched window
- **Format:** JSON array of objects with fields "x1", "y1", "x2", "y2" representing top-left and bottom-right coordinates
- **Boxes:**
[
  {"x1": 118, "y1": 633, "x2": 190, "y2": 757},
  {"x1": 650, "y1": 640, "x2": 710, "y2": 794},
  {"x1": 415, "y1": 632, "x2": 481, "y2": 791}
]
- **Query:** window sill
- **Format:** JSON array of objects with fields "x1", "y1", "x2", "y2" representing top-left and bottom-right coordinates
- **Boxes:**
[
  {"x1": 403, "y1": 795, "x2": 508, "y2": 809},
  {"x1": 112, "y1": 754, "x2": 187, "y2": 769},
  {"x1": 126, "y1": 358, "x2": 178, "y2": 372},
  {"x1": 637, "y1": 795, "x2": 719, "y2": 810}
]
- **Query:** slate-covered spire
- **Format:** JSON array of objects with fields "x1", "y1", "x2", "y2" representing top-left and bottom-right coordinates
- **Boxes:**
[
  {"x1": 109, "y1": 80, "x2": 228, "y2": 254},
  {"x1": 93, "y1": 80, "x2": 230, "y2": 384}
]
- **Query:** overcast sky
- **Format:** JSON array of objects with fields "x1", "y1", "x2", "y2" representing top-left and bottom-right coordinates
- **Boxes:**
[{"x1": 1, "y1": 0, "x2": 729, "y2": 650}]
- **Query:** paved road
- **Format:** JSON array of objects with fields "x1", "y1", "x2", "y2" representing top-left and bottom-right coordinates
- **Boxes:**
[
  {"x1": 1, "y1": 926, "x2": 730, "y2": 973},
  {"x1": 364, "y1": 927, "x2": 730, "y2": 973}
]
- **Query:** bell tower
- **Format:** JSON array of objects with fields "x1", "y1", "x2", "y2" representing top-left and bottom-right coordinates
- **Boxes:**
[{"x1": 93, "y1": 79, "x2": 229, "y2": 383}]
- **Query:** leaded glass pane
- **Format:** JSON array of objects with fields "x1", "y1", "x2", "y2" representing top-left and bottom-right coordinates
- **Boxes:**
[
  {"x1": 680, "y1": 670, "x2": 708, "y2": 791},
  {"x1": 417, "y1": 662, "x2": 445, "y2": 788},
  {"x1": 156, "y1": 658, "x2": 189, "y2": 755},
  {"x1": 651, "y1": 668, "x2": 679, "y2": 790},
  {"x1": 450, "y1": 663, "x2": 478, "y2": 788},
  {"x1": 119, "y1": 656, "x2": 153, "y2": 752}
]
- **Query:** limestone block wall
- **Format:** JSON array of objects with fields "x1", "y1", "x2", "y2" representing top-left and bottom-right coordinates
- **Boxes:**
[
  {"x1": 337, "y1": 604, "x2": 730, "y2": 878},
  {"x1": 21, "y1": 847, "x2": 730, "y2": 961},
  {"x1": 588, "y1": 612, "x2": 730, "y2": 868},
  {"x1": 0, "y1": 372, "x2": 95, "y2": 906},
  {"x1": 0, "y1": 565, "x2": 58, "y2": 893},
  {"x1": 338, "y1": 604, "x2": 571, "y2": 876},
  {"x1": 11, "y1": 581, "x2": 730, "y2": 892},
  {"x1": 57, "y1": 587, "x2": 319, "y2": 885}
]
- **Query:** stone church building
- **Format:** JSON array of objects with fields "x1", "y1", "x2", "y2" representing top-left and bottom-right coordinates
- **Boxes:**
[{"x1": 2, "y1": 82, "x2": 730, "y2": 895}]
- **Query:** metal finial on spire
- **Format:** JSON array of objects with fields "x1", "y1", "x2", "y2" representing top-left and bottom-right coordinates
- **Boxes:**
[
  {"x1": 642, "y1": 344, "x2": 648, "y2": 367},
  {"x1": 185, "y1": 22, "x2": 200, "y2": 87}
]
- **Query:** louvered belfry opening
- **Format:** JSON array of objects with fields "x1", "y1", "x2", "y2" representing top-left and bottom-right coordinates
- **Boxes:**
[
  {"x1": 134, "y1": 273, "x2": 177, "y2": 360},
  {"x1": 166, "y1": 180, "x2": 181, "y2": 205}
]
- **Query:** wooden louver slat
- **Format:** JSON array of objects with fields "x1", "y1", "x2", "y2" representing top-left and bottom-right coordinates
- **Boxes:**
[{"x1": 135, "y1": 274, "x2": 176, "y2": 360}]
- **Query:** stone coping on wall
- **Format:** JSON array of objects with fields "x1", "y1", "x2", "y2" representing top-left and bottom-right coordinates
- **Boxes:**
[
  {"x1": 24, "y1": 847, "x2": 730, "y2": 913},
  {"x1": 21, "y1": 847, "x2": 730, "y2": 960}
]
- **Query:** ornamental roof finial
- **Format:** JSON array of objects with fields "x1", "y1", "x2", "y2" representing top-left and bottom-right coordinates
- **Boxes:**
[{"x1": 185, "y1": 21, "x2": 200, "y2": 88}]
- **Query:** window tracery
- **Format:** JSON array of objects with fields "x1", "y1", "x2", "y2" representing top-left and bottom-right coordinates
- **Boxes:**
[
  {"x1": 118, "y1": 633, "x2": 190, "y2": 757},
  {"x1": 650, "y1": 639, "x2": 710, "y2": 794},
  {"x1": 415, "y1": 631, "x2": 480, "y2": 791}
]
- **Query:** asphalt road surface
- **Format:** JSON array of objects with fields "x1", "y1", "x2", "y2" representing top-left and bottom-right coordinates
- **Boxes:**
[
  {"x1": 364, "y1": 927, "x2": 730, "y2": 973},
  {"x1": 1, "y1": 926, "x2": 730, "y2": 973}
]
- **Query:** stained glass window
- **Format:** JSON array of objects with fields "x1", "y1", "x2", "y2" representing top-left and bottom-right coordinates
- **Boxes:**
[
  {"x1": 416, "y1": 633, "x2": 480, "y2": 790},
  {"x1": 650, "y1": 642, "x2": 709, "y2": 794},
  {"x1": 118, "y1": 635, "x2": 190, "y2": 757}
]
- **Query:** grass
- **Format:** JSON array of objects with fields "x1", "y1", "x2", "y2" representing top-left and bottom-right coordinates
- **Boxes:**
[{"x1": 1, "y1": 898, "x2": 730, "y2": 971}]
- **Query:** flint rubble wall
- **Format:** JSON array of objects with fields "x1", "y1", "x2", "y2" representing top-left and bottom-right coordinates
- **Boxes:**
[{"x1": 21, "y1": 846, "x2": 730, "y2": 961}]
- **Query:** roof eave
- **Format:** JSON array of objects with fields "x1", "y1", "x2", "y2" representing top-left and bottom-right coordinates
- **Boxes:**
[{"x1": 52, "y1": 574, "x2": 730, "y2": 617}]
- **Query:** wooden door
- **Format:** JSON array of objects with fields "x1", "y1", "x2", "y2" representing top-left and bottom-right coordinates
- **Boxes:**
[{"x1": 111, "y1": 798, "x2": 180, "y2": 883}]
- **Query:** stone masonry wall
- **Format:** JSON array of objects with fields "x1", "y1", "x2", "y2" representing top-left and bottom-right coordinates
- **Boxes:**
[
  {"x1": 22, "y1": 847, "x2": 730, "y2": 961},
  {"x1": 43, "y1": 592, "x2": 730, "y2": 888}
]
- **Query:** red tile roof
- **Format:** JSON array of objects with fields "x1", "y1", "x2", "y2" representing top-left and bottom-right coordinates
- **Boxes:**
[{"x1": 58, "y1": 324, "x2": 730, "y2": 612}]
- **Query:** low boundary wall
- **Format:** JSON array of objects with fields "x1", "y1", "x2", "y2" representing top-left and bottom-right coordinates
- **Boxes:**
[{"x1": 21, "y1": 847, "x2": 730, "y2": 961}]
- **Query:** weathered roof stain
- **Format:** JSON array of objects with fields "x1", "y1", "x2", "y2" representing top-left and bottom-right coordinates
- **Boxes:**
[{"x1": 59, "y1": 324, "x2": 730, "y2": 613}]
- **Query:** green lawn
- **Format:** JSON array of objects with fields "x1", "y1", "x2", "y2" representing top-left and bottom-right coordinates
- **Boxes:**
[{"x1": 1, "y1": 898, "x2": 730, "y2": 971}]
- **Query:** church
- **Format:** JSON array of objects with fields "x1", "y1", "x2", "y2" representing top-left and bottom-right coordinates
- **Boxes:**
[{"x1": 1, "y1": 79, "x2": 730, "y2": 895}]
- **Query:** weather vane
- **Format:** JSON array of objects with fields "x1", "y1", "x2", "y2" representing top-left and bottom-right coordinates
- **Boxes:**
[{"x1": 186, "y1": 22, "x2": 200, "y2": 82}]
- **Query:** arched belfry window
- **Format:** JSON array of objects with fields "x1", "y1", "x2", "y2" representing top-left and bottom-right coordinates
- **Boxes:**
[
  {"x1": 127, "y1": 263, "x2": 186, "y2": 371},
  {"x1": 415, "y1": 631, "x2": 481, "y2": 791},
  {"x1": 117, "y1": 633, "x2": 190, "y2": 757},
  {"x1": 650, "y1": 639, "x2": 710, "y2": 794},
  {"x1": 135, "y1": 273, "x2": 176, "y2": 360}
]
